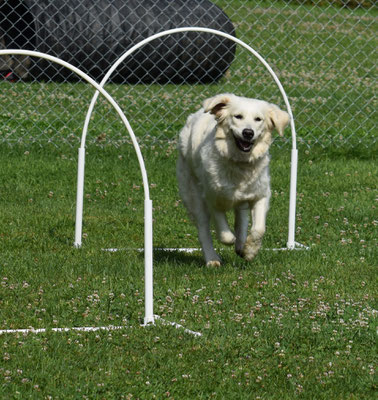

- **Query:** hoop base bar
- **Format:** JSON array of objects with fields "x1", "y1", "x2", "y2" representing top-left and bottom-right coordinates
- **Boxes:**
[
  {"x1": 103, "y1": 246, "x2": 310, "y2": 253},
  {"x1": 0, "y1": 314, "x2": 202, "y2": 338}
]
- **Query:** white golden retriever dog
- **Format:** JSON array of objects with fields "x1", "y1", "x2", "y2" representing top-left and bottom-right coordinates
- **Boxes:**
[{"x1": 177, "y1": 93, "x2": 289, "y2": 266}]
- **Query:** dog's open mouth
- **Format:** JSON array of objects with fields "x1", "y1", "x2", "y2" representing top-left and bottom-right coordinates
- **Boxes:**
[{"x1": 234, "y1": 135, "x2": 254, "y2": 152}]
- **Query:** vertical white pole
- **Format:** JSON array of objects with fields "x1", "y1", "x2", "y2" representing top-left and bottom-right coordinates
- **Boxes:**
[
  {"x1": 287, "y1": 148, "x2": 298, "y2": 249},
  {"x1": 144, "y1": 198, "x2": 154, "y2": 325},
  {"x1": 74, "y1": 147, "x2": 85, "y2": 248}
]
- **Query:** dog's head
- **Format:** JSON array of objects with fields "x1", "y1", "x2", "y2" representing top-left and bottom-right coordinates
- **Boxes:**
[{"x1": 203, "y1": 93, "x2": 290, "y2": 161}]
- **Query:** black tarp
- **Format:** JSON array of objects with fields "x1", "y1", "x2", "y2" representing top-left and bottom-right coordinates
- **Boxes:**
[{"x1": 0, "y1": 0, "x2": 236, "y2": 83}]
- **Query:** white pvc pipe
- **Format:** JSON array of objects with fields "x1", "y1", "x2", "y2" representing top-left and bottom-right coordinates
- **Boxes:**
[
  {"x1": 0, "y1": 325, "x2": 129, "y2": 335},
  {"x1": 0, "y1": 49, "x2": 154, "y2": 325},
  {"x1": 0, "y1": 320, "x2": 202, "y2": 336},
  {"x1": 77, "y1": 27, "x2": 298, "y2": 252},
  {"x1": 0, "y1": 50, "x2": 150, "y2": 201},
  {"x1": 287, "y1": 148, "x2": 298, "y2": 249},
  {"x1": 80, "y1": 27, "x2": 297, "y2": 147},
  {"x1": 154, "y1": 315, "x2": 202, "y2": 337},
  {"x1": 74, "y1": 147, "x2": 85, "y2": 247},
  {"x1": 143, "y1": 199, "x2": 154, "y2": 325}
]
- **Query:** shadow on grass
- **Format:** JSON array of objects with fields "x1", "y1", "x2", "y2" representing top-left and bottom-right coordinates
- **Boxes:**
[
  {"x1": 152, "y1": 245, "x2": 279, "y2": 270},
  {"x1": 153, "y1": 247, "x2": 203, "y2": 267}
]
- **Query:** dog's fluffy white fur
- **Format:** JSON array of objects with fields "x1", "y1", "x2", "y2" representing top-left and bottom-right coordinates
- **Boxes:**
[{"x1": 177, "y1": 93, "x2": 290, "y2": 266}]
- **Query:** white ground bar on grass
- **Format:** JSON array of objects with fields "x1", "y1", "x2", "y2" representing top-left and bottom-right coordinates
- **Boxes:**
[
  {"x1": 0, "y1": 318, "x2": 202, "y2": 337},
  {"x1": 103, "y1": 243, "x2": 310, "y2": 253}
]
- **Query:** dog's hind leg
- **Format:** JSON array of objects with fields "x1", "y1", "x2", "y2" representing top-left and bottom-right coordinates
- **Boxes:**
[
  {"x1": 234, "y1": 203, "x2": 250, "y2": 257},
  {"x1": 242, "y1": 197, "x2": 269, "y2": 261}
]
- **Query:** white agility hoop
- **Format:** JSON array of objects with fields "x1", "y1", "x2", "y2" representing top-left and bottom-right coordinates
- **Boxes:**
[
  {"x1": 75, "y1": 26, "x2": 304, "y2": 257},
  {"x1": 0, "y1": 49, "x2": 160, "y2": 333}
]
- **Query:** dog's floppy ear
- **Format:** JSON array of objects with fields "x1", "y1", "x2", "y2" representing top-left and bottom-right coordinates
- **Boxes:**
[
  {"x1": 203, "y1": 94, "x2": 233, "y2": 121},
  {"x1": 267, "y1": 105, "x2": 290, "y2": 136}
]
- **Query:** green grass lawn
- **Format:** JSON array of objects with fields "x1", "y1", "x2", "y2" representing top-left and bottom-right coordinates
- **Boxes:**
[{"x1": 0, "y1": 143, "x2": 376, "y2": 399}]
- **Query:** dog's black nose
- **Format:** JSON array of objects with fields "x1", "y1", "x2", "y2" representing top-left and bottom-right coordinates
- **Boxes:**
[{"x1": 242, "y1": 129, "x2": 254, "y2": 141}]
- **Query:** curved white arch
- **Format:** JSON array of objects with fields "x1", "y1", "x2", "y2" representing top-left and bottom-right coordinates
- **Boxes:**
[
  {"x1": 81, "y1": 27, "x2": 297, "y2": 149},
  {"x1": 0, "y1": 49, "x2": 150, "y2": 200},
  {"x1": 78, "y1": 27, "x2": 299, "y2": 251},
  {"x1": 0, "y1": 49, "x2": 154, "y2": 324}
]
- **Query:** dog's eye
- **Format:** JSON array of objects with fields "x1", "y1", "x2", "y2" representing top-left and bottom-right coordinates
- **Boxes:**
[
  {"x1": 255, "y1": 117, "x2": 262, "y2": 122},
  {"x1": 234, "y1": 114, "x2": 243, "y2": 120}
]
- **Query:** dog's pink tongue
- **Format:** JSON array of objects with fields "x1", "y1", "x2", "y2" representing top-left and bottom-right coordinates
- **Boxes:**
[
  {"x1": 240, "y1": 138, "x2": 252, "y2": 152},
  {"x1": 241, "y1": 140, "x2": 250, "y2": 150}
]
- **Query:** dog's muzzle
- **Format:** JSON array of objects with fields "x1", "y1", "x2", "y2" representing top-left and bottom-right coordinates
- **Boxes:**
[{"x1": 234, "y1": 129, "x2": 255, "y2": 152}]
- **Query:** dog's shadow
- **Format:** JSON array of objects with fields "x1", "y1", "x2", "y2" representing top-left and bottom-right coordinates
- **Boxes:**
[
  {"x1": 152, "y1": 247, "x2": 202, "y2": 267},
  {"x1": 151, "y1": 245, "x2": 251, "y2": 270}
]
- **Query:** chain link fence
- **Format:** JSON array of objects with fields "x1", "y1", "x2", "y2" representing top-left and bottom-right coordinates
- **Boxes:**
[{"x1": 0, "y1": 0, "x2": 376, "y2": 149}]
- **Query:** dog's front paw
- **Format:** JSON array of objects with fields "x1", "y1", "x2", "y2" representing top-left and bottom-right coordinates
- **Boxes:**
[
  {"x1": 219, "y1": 231, "x2": 236, "y2": 246},
  {"x1": 242, "y1": 231, "x2": 263, "y2": 261},
  {"x1": 206, "y1": 260, "x2": 221, "y2": 268}
]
